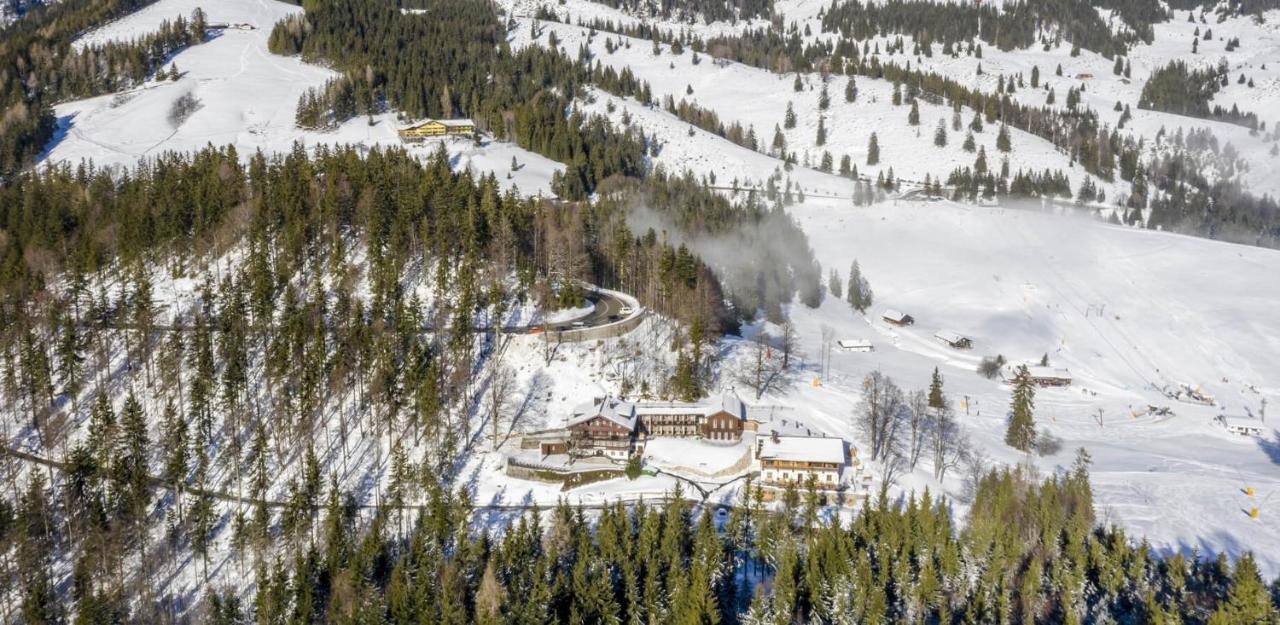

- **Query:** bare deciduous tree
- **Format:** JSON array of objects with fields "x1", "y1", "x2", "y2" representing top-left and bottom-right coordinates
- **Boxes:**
[
  {"x1": 739, "y1": 332, "x2": 775, "y2": 400},
  {"x1": 780, "y1": 319, "x2": 799, "y2": 370},
  {"x1": 906, "y1": 389, "x2": 929, "y2": 470},
  {"x1": 856, "y1": 371, "x2": 906, "y2": 463}
]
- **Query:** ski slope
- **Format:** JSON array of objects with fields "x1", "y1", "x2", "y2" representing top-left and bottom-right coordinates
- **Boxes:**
[{"x1": 746, "y1": 196, "x2": 1280, "y2": 573}]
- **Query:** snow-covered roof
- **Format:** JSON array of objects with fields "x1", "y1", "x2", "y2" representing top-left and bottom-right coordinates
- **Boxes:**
[
  {"x1": 1025, "y1": 365, "x2": 1071, "y2": 380},
  {"x1": 838, "y1": 339, "x2": 873, "y2": 349},
  {"x1": 399, "y1": 118, "x2": 475, "y2": 130},
  {"x1": 631, "y1": 392, "x2": 746, "y2": 420},
  {"x1": 935, "y1": 330, "x2": 969, "y2": 344},
  {"x1": 758, "y1": 436, "x2": 846, "y2": 465},
  {"x1": 568, "y1": 396, "x2": 637, "y2": 430},
  {"x1": 709, "y1": 392, "x2": 746, "y2": 420},
  {"x1": 882, "y1": 309, "x2": 910, "y2": 322}
]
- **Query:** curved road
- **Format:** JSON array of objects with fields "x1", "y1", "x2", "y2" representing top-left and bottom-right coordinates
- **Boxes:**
[{"x1": 535, "y1": 289, "x2": 633, "y2": 333}]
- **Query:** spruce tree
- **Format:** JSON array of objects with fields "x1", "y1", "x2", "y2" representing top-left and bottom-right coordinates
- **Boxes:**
[
  {"x1": 928, "y1": 367, "x2": 945, "y2": 411},
  {"x1": 867, "y1": 133, "x2": 880, "y2": 165},
  {"x1": 1005, "y1": 365, "x2": 1037, "y2": 452}
]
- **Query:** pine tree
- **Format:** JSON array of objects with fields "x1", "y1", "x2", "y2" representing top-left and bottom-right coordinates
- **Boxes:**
[
  {"x1": 844, "y1": 77, "x2": 857, "y2": 102},
  {"x1": 784, "y1": 102, "x2": 796, "y2": 129},
  {"x1": 867, "y1": 132, "x2": 880, "y2": 165},
  {"x1": 1005, "y1": 365, "x2": 1037, "y2": 452},
  {"x1": 816, "y1": 116, "x2": 827, "y2": 146},
  {"x1": 996, "y1": 125, "x2": 1012, "y2": 152},
  {"x1": 934, "y1": 119, "x2": 948, "y2": 147},
  {"x1": 819, "y1": 82, "x2": 830, "y2": 110},
  {"x1": 928, "y1": 367, "x2": 945, "y2": 411},
  {"x1": 908, "y1": 101, "x2": 920, "y2": 125},
  {"x1": 847, "y1": 260, "x2": 873, "y2": 312}
]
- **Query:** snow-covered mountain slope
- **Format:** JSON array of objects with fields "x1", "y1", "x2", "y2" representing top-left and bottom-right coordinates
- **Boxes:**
[
  {"x1": 23, "y1": 0, "x2": 1280, "y2": 579},
  {"x1": 513, "y1": 17, "x2": 1132, "y2": 202},
  {"x1": 45, "y1": 0, "x2": 564, "y2": 196},
  {"x1": 742, "y1": 196, "x2": 1280, "y2": 573},
  {"x1": 584, "y1": 77, "x2": 1280, "y2": 571}
]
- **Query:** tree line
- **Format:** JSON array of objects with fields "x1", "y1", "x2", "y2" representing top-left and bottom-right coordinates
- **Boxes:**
[
  {"x1": 12, "y1": 446, "x2": 1277, "y2": 623},
  {"x1": 1138, "y1": 60, "x2": 1260, "y2": 129},
  {"x1": 572, "y1": 13, "x2": 1280, "y2": 246}
]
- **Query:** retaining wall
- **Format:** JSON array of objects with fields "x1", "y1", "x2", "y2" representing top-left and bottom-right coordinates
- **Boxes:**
[{"x1": 544, "y1": 286, "x2": 646, "y2": 343}]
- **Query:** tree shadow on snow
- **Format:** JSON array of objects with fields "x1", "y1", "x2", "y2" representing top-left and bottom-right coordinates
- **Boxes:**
[{"x1": 1256, "y1": 431, "x2": 1280, "y2": 466}]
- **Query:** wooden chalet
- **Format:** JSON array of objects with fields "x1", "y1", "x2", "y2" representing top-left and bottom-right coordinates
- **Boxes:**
[
  {"x1": 397, "y1": 118, "x2": 476, "y2": 141},
  {"x1": 566, "y1": 397, "x2": 637, "y2": 459},
  {"x1": 1024, "y1": 366, "x2": 1072, "y2": 387},
  {"x1": 837, "y1": 339, "x2": 874, "y2": 352},
  {"x1": 757, "y1": 434, "x2": 847, "y2": 488},
  {"x1": 882, "y1": 309, "x2": 915, "y2": 326},
  {"x1": 934, "y1": 330, "x2": 973, "y2": 349}
]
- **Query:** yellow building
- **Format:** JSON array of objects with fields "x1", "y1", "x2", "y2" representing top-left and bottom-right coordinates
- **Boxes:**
[{"x1": 398, "y1": 118, "x2": 476, "y2": 141}]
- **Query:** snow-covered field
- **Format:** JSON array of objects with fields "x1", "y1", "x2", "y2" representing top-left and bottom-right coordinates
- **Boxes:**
[
  {"x1": 46, "y1": 0, "x2": 564, "y2": 196},
  {"x1": 774, "y1": 197, "x2": 1280, "y2": 571},
  {"x1": 24, "y1": 0, "x2": 1280, "y2": 581}
]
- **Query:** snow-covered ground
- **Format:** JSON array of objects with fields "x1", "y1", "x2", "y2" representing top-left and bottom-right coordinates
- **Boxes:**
[
  {"x1": 518, "y1": 18, "x2": 1128, "y2": 201},
  {"x1": 20, "y1": 0, "x2": 1280, "y2": 584},
  {"x1": 45, "y1": 0, "x2": 564, "y2": 196},
  {"x1": 749, "y1": 196, "x2": 1280, "y2": 573}
]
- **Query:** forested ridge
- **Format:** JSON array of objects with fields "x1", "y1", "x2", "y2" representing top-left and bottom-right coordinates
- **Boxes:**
[
  {"x1": 567, "y1": 12, "x2": 1280, "y2": 247},
  {"x1": 820, "y1": 0, "x2": 1156, "y2": 58},
  {"x1": 267, "y1": 0, "x2": 654, "y2": 200},
  {"x1": 590, "y1": 0, "x2": 774, "y2": 23},
  {"x1": 0, "y1": 0, "x2": 210, "y2": 177},
  {"x1": 1139, "y1": 60, "x2": 1260, "y2": 129}
]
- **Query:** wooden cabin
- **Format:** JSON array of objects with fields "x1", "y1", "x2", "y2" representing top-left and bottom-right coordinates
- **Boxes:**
[
  {"x1": 934, "y1": 330, "x2": 973, "y2": 349},
  {"x1": 837, "y1": 339, "x2": 874, "y2": 352},
  {"x1": 1025, "y1": 366, "x2": 1072, "y2": 387},
  {"x1": 882, "y1": 309, "x2": 915, "y2": 326}
]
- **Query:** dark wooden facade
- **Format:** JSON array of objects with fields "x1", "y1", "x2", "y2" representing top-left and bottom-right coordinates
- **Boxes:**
[{"x1": 701, "y1": 409, "x2": 744, "y2": 441}]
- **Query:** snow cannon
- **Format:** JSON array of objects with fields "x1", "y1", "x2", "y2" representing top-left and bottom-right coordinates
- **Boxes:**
[
  {"x1": 1249, "y1": 507, "x2": 1259, "y2": 520},
  {"x1": 1246, "y1": 486, "x2": 1255, "y2": 497}
]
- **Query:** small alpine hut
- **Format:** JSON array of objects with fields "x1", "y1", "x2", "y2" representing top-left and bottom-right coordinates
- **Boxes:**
[
  {"x1": 1025, "y1": 366, "x2": 1072, "y2": 387},
  {"x1": 882, "y1": 309, "x2": 915, "y2": 326},
  {"x1": 1216, "y1": 415, "x2": 1266, "y2": 437},
  {"x1": 934, "y1": 330, "x2": 973, "y2": 350},
  {"x1": 837, "y1": 339, "x2": 874, "y2": 353}
]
